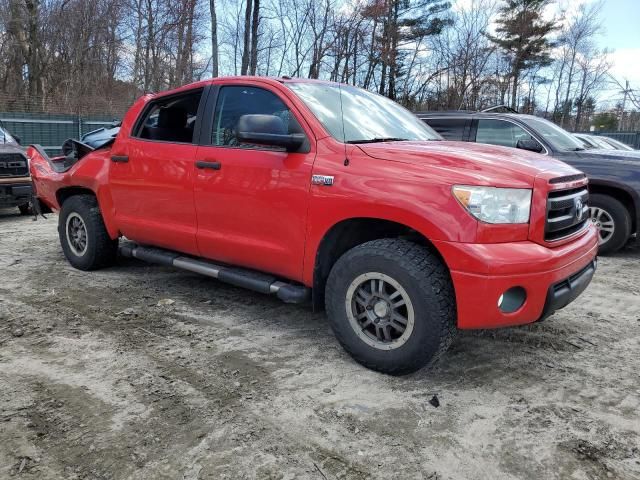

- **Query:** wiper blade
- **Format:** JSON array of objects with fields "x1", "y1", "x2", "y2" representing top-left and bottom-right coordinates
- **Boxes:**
[
  {"x1": 567, "y1": 147, "x2": 586, "y2": 151},
  {"x1": 346, "y1": 137, "x2": 409, "y2": 144}
]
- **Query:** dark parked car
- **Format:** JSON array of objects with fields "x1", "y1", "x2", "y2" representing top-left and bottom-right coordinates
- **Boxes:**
[
  {"x1": 0, "y1": 126, "x2": 31, "y2": 214},
  {"x1": 417, "y1": 111, "x2": 640, "y2": 254}
]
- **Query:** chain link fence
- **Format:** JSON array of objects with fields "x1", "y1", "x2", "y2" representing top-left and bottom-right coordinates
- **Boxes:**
[
  {"x1": 0, "y1": 112, "x2": 121, "y2": 155},
  {"x1": 0, "y1": 92, "x2": 134, "y2": 155}
]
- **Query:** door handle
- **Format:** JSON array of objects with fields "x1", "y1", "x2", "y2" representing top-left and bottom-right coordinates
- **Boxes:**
[
  {"x1": 111, "y1": 155, "x2": 129, "y2": 163},
  {"x1": 195, "y1": 160, "x2": 221, "y2": 170}
]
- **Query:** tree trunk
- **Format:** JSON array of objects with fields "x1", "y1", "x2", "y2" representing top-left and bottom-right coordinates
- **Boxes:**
[
  {"x1": 249, "y1": 0, "x2": 260, "y2": 75},
  {"x1": 387, "y1": 0, "x2": 399, "y2": 100},
  {"x1": 25, "y1": 0, "x2": 41, "y2": 97},
  {"x1": 510, "y1": 68, "x2": 520, "y2": 110},
  {"x1": 210, "y1": 0, "x2": 219, "y2": 77},
  {"x1": 561, "y1": 54, "x2": 577, "y2": 127},
  {"x1": 240, "y1": 0, "x2": 253, "y2": 75}
]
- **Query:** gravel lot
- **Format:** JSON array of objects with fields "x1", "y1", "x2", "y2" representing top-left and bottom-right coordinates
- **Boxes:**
[{"x1": 1, "y1": 209, "x2": 639, "y2": 480}]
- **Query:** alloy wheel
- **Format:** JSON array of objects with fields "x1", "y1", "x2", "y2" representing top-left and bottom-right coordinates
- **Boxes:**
[
  {"x1": 66, "y1": 212, "x2": 88, "y2": 256},
  {"x1": 589, "y1": 206, "x2": 615, "y2": 246},
  {"x1": 345, "y1": 272, "x2": 415, "y2": 350}
]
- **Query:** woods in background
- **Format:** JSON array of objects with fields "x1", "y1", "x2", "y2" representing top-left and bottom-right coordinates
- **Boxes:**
[{"x1": 0, "y1": 0, "x2": 636, "y2": 130}]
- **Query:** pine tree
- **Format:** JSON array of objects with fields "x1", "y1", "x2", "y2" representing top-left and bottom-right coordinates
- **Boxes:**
[{"x1": 488, "y1": 0, "x2": 557, "y2": 110}]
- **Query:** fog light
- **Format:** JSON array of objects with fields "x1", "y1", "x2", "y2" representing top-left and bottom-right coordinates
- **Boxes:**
[{"x1": 498, "y1": 287, "x2": 527, "y2": 313}]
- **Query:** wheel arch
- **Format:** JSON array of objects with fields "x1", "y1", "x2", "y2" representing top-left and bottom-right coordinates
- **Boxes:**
[
  {"x1": 589, "y1": 180, "x2": 638, "y2": 234},
  {"x1": 311, "y1": 217, "x2": 450, "y2": 311},
  {"x1": 55, "y1": 186, "x2": 119, "y2": 239},
  {"x1": 56, "y1": 186, "x2": 97, "y2": 206}
]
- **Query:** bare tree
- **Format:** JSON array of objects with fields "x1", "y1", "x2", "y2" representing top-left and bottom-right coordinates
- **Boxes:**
[{"x1": 210, "y1": 0, "x2": 219, "y2": 76}]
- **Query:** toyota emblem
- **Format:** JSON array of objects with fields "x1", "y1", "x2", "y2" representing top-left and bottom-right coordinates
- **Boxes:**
[{"x1": 575, "y1": 198, "x2": 583, "y2": 220}]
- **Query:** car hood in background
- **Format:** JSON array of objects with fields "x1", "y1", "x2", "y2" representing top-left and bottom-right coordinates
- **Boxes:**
[
  {"x1": 577, "y1": 149, "x2": 640, "y2": 165},
  {"x1": 0, "y1": 143, "x2": 27, "y2": 156}
]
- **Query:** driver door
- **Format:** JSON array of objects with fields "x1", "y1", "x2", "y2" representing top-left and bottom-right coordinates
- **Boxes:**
[{"x1": 193, "y1": 84, "x2": 315, "y2": 281}]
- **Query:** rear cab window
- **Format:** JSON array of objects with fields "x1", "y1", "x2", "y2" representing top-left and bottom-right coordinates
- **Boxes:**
[
  {"x1": 422, "y1": 118, "x2": 470, "y2": 141},
  {"x1": 134, "y1": 89, "x2": 203, "y2": 144}
]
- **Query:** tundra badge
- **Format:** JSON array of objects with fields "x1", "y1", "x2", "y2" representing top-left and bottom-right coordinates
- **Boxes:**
[{"x1": 312, "y1": 175, "x2": 334, "y2": 186}]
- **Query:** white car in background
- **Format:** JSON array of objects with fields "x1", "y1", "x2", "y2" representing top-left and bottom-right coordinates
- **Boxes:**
[{"x1": 574, "y1": 133, "x2": 635, "y2": 151}]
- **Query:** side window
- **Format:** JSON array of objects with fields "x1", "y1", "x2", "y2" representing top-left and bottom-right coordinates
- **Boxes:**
[
  {"x1": 135, "y1": 89, "x2": 203, "y2": 144},
  {"x1": 476, "y1": 119, "x2": 534, "y2": 148},
  {"x1": 212, "y1": 86, "x2": 304, "y2": 149},
  {"x1": 424, "y1": 118, "x2": 468, "y2": 141}
]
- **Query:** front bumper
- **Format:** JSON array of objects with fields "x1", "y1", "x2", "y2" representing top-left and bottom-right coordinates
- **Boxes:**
[
  {"x1": 434, "y1": 226, "x2": 599, "y2": 329},
  {"x1": 0, "y1": 177, "x2": 32, "y2": 207},
  {"x1": 539, "y1": 259, "x2": 596, "y2": 321}
]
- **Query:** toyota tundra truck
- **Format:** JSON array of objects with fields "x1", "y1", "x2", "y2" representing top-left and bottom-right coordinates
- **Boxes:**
[{"x1": 27, "y1": 77, "x2": 598, "y2": 374}]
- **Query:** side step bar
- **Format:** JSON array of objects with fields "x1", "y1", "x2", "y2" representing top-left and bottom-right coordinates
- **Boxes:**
[{"x1": 118, "y1": 244, "x2": 310, "y2": 304}]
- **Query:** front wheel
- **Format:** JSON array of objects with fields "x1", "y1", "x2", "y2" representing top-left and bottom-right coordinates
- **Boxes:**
[
  {"x1": 325, "y1": 239, "x2": 456, "y2": 375},
  {"x1": 59, "y1": 195, "x2": 118, "y2": 270},
  {"x1": 589, "y1": 194, "x2": 631, "y2": 255}
]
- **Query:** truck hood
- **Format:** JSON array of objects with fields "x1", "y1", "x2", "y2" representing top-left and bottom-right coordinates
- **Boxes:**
[{"x1": 358, "y1": 140, "x2": 578, "y2": 186}]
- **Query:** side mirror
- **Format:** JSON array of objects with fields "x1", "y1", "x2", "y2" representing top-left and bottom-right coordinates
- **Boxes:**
[
  {"x1": 236, "y1": 114, "x2": 305, "y2": 152},
  {"x1": 13, "y1": 135, "x2": 21, "y2": 145},
  {"x1": 516, "y1": 138, "x2": 543, "y2": 153}
]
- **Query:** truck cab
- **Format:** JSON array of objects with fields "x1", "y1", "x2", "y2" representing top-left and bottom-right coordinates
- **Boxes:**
[{"x1": 28, "y1": 77, "x2": 598, "y2": 374}]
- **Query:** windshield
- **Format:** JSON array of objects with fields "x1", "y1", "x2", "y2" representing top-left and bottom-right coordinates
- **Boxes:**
[
  {"x1": 286, "y1": 82, "x2": 441, "y2": 143},
  {"x1": 525, "y1": 117, "x2": 585, "y2": 152},
  {"x1": 603, "y1": 137, "x2": 633, "y2": 151}
]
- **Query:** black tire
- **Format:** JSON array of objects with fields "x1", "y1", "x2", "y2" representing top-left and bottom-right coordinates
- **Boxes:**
[
  {"x1": 325, "y1": 239, "x2": 456, "y2": 375},
  {"x1": 589, "y1": 194, "x2": 631, "y2": 255},
  {"x1": 18, "y1": 203, "x2": 32, "y2": 216},
  {"x1": 58, "y1": 194, "x2": 118, "y2": 270}
]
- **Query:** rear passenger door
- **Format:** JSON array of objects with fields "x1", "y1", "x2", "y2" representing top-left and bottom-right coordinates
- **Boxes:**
[
  {"x1": 109, "y1": 88, "x2": 206, "y2": 255},
  {"x1": 193, "y1": 84, "x2": 315, "y2": 282}
]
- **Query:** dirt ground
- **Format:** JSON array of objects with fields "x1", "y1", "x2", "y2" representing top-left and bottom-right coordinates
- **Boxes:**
[{"x1": 0, "y1": 209, "x2": 639, "y2": 480}]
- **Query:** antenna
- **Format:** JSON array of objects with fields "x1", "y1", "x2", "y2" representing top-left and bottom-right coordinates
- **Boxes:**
[{"x1": 337, "y1": 82, "x2": 349, "y2": 166}]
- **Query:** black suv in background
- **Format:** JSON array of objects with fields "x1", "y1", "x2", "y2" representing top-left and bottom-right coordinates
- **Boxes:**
[
  {"x1": 417, "y1": 111, "x2": 640, "y2": 254},
  {"x1": 0, "y1": 126, "x2": 31, "y2": 215}
]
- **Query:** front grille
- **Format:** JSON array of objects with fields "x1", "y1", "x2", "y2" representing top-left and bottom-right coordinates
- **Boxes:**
[
  {"x1": 545, "y1": 186, "x2": 589, "y2": 241},
  {"x1": 0, "y1": 153, "x2": 29, "y2": 177}
]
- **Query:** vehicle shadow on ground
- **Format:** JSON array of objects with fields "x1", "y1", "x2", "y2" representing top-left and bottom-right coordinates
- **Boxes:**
[
  {"x1": 0, "y1": 209, "x2": 27, "y2": 222},
  {"x1": 112, "y1": 255, "x2": 582, "y2": 386},
  {"x1": 609, "y1": 240, "x2": 640, "y2": 259}
]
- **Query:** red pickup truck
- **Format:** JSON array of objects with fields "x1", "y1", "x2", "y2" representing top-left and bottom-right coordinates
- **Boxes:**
[{"x1": 28, "y1": 77, "x2": 598, "y2": 374}]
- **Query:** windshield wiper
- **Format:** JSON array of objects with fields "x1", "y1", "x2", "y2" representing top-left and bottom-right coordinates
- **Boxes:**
[{"x1": 346, "y1": 137, "x2": 409, "y2": 144}]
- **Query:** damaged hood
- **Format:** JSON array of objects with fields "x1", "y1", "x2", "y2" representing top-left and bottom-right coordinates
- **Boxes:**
[{"x1": 357, "y1": 140, "x2": 582, "y2": 186}]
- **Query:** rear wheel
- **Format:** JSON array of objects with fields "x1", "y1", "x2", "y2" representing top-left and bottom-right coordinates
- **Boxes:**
[
  {"x1": 589, "y1": 194, "x2": 631, "y2": 254},
  {"x1": 325, "y1": 239, "x2": 456, "y2": 375},
  {"x1": 59, "y1": 195, "x2": 118, "y2": 270}
]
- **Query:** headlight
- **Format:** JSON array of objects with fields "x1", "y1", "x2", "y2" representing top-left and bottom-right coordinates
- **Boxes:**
[{"x1": 452, "y1": 186, "x2": 532, "y2": 224}]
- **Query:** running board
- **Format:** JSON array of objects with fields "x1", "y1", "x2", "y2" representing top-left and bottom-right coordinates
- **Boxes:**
[{"x1": 118, "y1": 244, "x2": 310, "y2": 304}]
